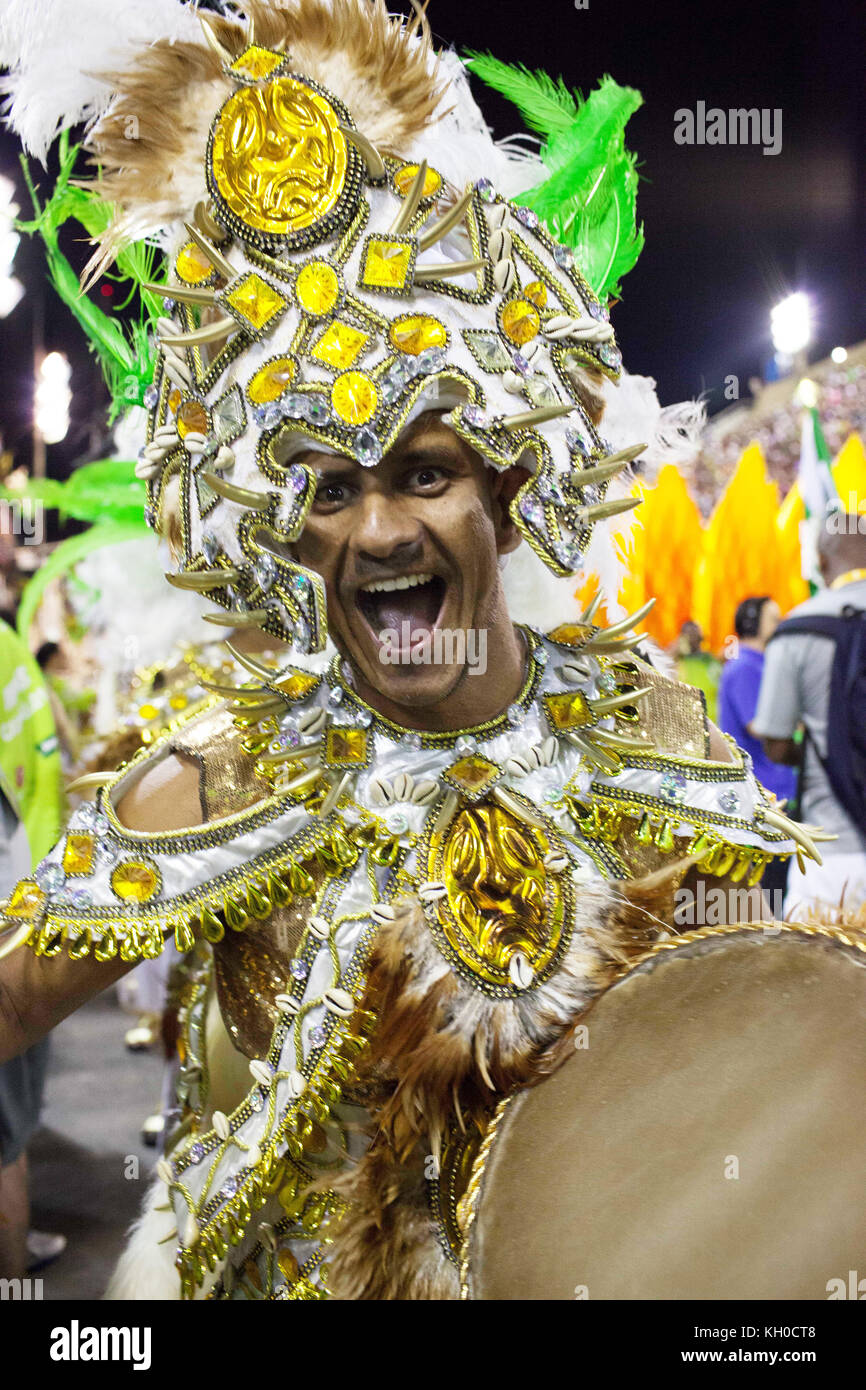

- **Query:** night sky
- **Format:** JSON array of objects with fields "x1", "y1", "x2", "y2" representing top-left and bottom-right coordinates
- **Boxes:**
[{"x1": 0, "y1": 0, "x2": 864, "y2": 478}]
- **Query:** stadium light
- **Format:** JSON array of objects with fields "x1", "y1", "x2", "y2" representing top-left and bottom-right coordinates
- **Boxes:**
[
  {"x1": 831, "y1": 346, "x2": 848, "y2": 364},
  {"x1": 35, "y1": 350, "x2": 72, "y2": 445},
  {"x1": 770, "y1": 292, "x2": 812, "y2": 356}
]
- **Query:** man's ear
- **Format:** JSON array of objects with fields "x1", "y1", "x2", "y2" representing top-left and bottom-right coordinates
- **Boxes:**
[{"x1": 489, "y1": 465, "x2": 531, "y2": 555}]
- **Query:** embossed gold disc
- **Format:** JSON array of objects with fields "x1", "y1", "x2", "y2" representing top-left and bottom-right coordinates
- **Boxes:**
[{"x1": 209, "y1": 76, "x2": 349, "y2": 242}]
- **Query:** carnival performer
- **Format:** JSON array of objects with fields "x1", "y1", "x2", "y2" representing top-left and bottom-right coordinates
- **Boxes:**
[{"x1": 0, "y1": 0, "x2": 826, "y2": 1300}]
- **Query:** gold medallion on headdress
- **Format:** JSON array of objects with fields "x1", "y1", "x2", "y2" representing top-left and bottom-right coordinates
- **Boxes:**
[{"x1": 206, "y1": 55, "x2": 363, "y2": 251}]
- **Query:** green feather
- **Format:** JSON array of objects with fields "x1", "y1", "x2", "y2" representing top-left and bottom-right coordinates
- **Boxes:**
[
  {"x1": 16, "y1": 131, "x2": 164, "y2": 420},
  {"x1": 464, "y1": 58, "x2": 644, "y2": 299},
  {"x1": 0, "y1": 459, "x2": 147, "y2": 528}
]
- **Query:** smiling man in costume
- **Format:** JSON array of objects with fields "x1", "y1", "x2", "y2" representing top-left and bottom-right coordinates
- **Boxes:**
[{"x1": 0, "y1": 0, "x2": 825, "y2": 1300}]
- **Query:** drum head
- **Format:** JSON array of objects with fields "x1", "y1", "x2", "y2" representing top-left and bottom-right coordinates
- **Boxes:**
[{"x1": 466, "y1": 928, "x2": 866, "y2": 1300}]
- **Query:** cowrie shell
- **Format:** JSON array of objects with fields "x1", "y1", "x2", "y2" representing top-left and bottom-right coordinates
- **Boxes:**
[
  {"x1": 213, "y1": 1110, "x2": 230, "y2": 1140},
  {"x1": 418, "y1": 881, "x2": 447, "y2": 902},
  {"x1": 183, "y1": 432, "x2": 208, "y2": 456},
  {"x1": 287, "y1": 1070, "x2": 306, "y2": 1098},
  {"x1": 246, "y1": 1143, "x2": 262, "y2": 1168},
  {"x1": 369, "y1": 775, "x2": 394, "y2": 806},
  {"x1": 562, "y1": 659, "x2": 592, "y2": 683},
  {"x1": 249, "y1": 1059, "x2": 272, "y2": 1087},
  {"x1": 504, "y1": 756, "x2": 530, "y2": 777},
  {"x1": 183, "y1": 1213, "x2": 199, "y2": 1248},
  {"x1": 371, "y1": 902, "x2": 396, "y2": 924},
  {"x1": 503, "y1": 370, "x2": 525, "y2": 394},
  {"x1": 392, "y1": 772, "x2": 414, "y2": 802},
  {"x1": 544, "y1": 315, "x2": 577, "y2": 340},
  {"x1": 134, "y1": 457, "x2": 162, "y2": 481},
  {"x1": 488, "y1": 228, "x2": 512, "y2": 261},
  {"x1": 411, "y1": 780, "x2": 439, "y2": 805},
  {"x1": 275, "y1": 993, "x2": 300, "y2": 1015},
  {"x1": 214, "y1": 445, "x2": 235, "y2": 470},
  {"x1": 544, "y1": 852, "x2": 569, "y2": 873},
  {"x1": 307, "y1": 915, "x2": 330, "y2": 940},
  {"x1": 509, "y1": 951, "x2": 534, "y2": 990},
  {"x1": 541, "y1": 736, "x2": 558, "y2": 766},
  {"x1": 323, "y1": 986, "x2": 354, "y2": 1016},
  {"x1": 298, "y1": 707, "x2": 326, "y2": 735},
  {"x1": 493, "y1": 259, "x2": 516, "y2": 293},
  {"x1": 486, "y1": 203, "x2": 508, "y2": 229}
]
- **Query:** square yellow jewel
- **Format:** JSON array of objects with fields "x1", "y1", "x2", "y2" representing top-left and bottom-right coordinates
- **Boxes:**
[
  {"x1": 3, "y1": 879, "x2": 46, "y2": 920},
  {"x1": 63, "y1": 833, "x2": 95, "y2": 877},
  {"x1": 225, "y1": 273, "x2": 288, "y2": 333},
  {"x1": 230, "y1": 45, "x2": 285, "y2": 81},
  {"x1": 275, "y1": 670, "x2": 321, "y2": 701},
  {"x1": 443, "y1": 754, "x2": 501, "y2": 799},
  {"x1": 548, "y1": 623, "x2": 592, "y2": 647},
  {"x1": 325, "y1": 727, "x2": 369, "y2": 767},
  {"x1": 359, "y1": 237, "x2": 415, "y2": 293},
  {"x1": 310, "y1": 320, "x2": 369, "y2": 370},
  {"x1": 544, "y1": 691, "x2": 593, "y2": 731}
]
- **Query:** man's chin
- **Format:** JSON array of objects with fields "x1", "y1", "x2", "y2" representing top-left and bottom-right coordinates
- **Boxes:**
[{"x1": 351, "y1": 645, "x2": 467, "y2": 714}]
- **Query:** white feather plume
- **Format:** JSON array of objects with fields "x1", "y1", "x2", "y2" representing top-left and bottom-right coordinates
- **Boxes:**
[{"x1": 0, "y1": 0, "x2": 198, "y2": 161}]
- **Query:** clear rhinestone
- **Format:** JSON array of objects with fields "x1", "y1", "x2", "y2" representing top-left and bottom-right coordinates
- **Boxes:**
[
  {"x1": 455, "y1": 735, "x2": 477, "y2": 755},
  {"x1": 143, "y1": 385, "x2": 159, "y2": 409},
  {"x1": 461, "y1": 404, "x2": 488, "y2": 429},
  {"x1": 588, "y1": 301, "x2": 610, "y2": 322},
  {"x1": 94, "y1": 838, "x2": 120, "y2": 866},
  {"x1": 281, "y1": 393, "x2": 307, "y2": 419},
  {"x1": 70, "y1": 889, "x2": 93, "y2": 908},
  {"x1": 513, "y1": 205, "x2": 539, "y2": 229},
  {"x1": 401, "y1": 732, "x2": 423, "y2": 750},
  {"x1": 202, "y1": 534, "x2": 219, "y2": 564},
  {"x1": 309, "y1": 1024, "x2": 327, "y2": 1048},
  {"x1": 512, "y1": 352, "x2": 532, "y2": 376},
  {"x1": 255, "y1": 554, "x2": 277, "y2": 593},
  {"x1": 379, "y1": 376, "x2": 403, "y2": 406},
  {"x1": 306, "y1": 395, "x2": 331, "y2": 426},
  {"x1": 535, "y1": 647, "x2": 548, "y2": 667},
  {"x1": 189, "y1": 1142, "x2": 205, "y2": 1164},
  {"x1": 290, "y1": 959, "x2": 309, "y2": 980},
  {"x1": 475, "y1": 178, "x2": 495, "y2": 202},
  {"x1": 659, "y1": 772, "x2": 688, "y2": 804},
  {"x1": 519, "y1": 495, "x2": 545, "y2": 527},
  {"x1": 597, "y1": 672, "x2": 616, "y2": 693},
  {"x1": 553, "y1": 243, "x2": 574, "y2": 269},
  {"x1": 249, "y1": 1090, "x2": 265, "y2": 1112},
  {"x1": 212, "y1": 385, "x2": 245, "y2": 441},
  {"x1": 718, "y1": 789, "x2": 741, "y2": 815},
  {"x1": 566, "y1": 425, "x2": 589, "y2": 456},
  {"x1": 262, "y1": 402, "x2": 281, "y2": 430},
  {"x1": 355, "y1": 428, "x2": 382, "y2": 466},
  {"x1": 36, "y1": 862, "x2": 65, "y2": 893},
  {"x1": 220, "y1": 1176, "x2": 238, "y2": 1199},
  {"x1": 387, "y1": 811, "x2": 409, "y2": 834},
  {"x1": 329, "y1": 686, "x2": 343, "y2": 707},
  {"x1": 417, "y1": 347, "x2": 446, "y2": 374},
  {"x1": 599, "y1": 344, "x2": 622, "y2": 368},
  {"x1": 288, "y1": 465, "x2": 307, "y2": 494},
  {"x1": 470, "y1": 334, "x2": 511, "y2": 372},
  {"x1": 544, "y1": 786, "x2": 564, "y2": 803},
  {"x1": 354, "y1": 708, "x2": 373, "y2": 728},
  {"x1": 507, "y1": 703, "x2": 525, "y2": 726},
  {"x1": 556, "y1": 540, "x2": 583, "y2": 567}
]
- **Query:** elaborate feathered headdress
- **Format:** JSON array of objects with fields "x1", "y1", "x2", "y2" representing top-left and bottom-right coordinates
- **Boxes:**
[{"x1": 1, "y1": 0, "x2": 651, "y2": 651}]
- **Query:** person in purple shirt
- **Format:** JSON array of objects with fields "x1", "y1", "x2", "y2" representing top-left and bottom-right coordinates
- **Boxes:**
[
  {"x1": 718, "y1": 596, "x2": 798, "y2": 914},
  {"x1": 719, "y1": 597, "x2": 798, "y2": 807}
]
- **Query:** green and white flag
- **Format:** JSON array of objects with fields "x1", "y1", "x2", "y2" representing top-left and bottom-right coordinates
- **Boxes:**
[{"x1": 798, "y1": 406, "x2": 838, "y2": 590}]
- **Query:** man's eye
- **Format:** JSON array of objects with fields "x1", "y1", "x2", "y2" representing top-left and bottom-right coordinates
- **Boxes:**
[
  {"x1": 315, "y1": 482, "x2": 349, "y2": 507},
  {"x1": 409, "y1": 466, "x2": 447, "y2": 490}
]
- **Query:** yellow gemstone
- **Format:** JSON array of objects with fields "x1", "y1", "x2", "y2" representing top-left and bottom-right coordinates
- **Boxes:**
[
  {"x1": 524, "y1": 280, "x2": 548, "y2": 308},
  {"x1": 225, "y1": 273, "x2": 287, "y2": 331},
  {"x1": 394, "y1": 163, "x2": 442, "y2": 199},
  {"x1": 360, "y1": 238, "x2": 413, "y2": 292},
  {"x1": 544, "y1": 690, "x2": 593, "y2": 730},
  {"x1": 548, "y1": 622, "x2": 592, "y2": 647},
  {"x1": 168, "y1": 387, "x2": 182, "y2": 415},
  {"x1": 445, "y1": 755, "x2": 500, "y2": 794},
  {"x1": 294, "y1": 261, "x2": 340, "y2": 317},
  {"x1": 138, "y1": 703, "x2": 160, "y2": 720},
  {"x1": 331, "y1": 371, "x2": 378, "y2": 425},
  {"x1": 176, "y1": 240, "x2": 215, "y2": 285},
  {"x1": 311, "y1": 320, "x2": 368, "y2": 370},
  {"x1": 500, "y1": 298, "x2": 541, "y2": 346},
  {"x1": 169, "y1": 694, "x2": 189, "y2": 711},
  {"x1": 5, "y1": 880, "x2": 46, "y2": 920},
  {"x1": 230, "y1": 44, "x2": 284, "y2": 81},
  {"x1": 325, "y1": 727, "x2": 369, "y2": 766},
  {"x1": 275, "y1": 670, "x2": 320, "y2": 701},
  {"x1": 111, "y1": 861, "x2": 160, "y2": 904},
  {"x1": 63, "y1": 833, "x2": 95, "y2": 876},
  {"x1": 388, "y1": 315, "x2": 448, "y2": 355},
  {"x1": 248, "y1": 357, "x2": 296, "y2": 404},
  {"x1": 176, "y1": 399, "x2": 210, "y2": 439}
]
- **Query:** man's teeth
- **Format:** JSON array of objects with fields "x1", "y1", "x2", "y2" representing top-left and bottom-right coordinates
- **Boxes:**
[{"x1": 360, "y1": 572, "x2": 434, "y2": 594}]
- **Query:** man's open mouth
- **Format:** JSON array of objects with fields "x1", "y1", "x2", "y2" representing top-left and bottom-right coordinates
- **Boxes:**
[{"x1": 355, "y1": 572, "x2": 447, "y2": 645}]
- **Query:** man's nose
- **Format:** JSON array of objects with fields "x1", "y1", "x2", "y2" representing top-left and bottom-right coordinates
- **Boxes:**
[{"x1": 352, "y1": 491, "x2": 423, "y2": 563}]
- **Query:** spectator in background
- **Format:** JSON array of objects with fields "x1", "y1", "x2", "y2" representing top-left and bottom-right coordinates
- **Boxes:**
[
  {"x1": 675, "y1": 619, "x2": 721, "y2": 724},
  {"x1": 718, "y1": 597, "x2": 796, "y2": 911},
  {"x1": 753, "y1": 525, "x2": 866, "y2": 919}
]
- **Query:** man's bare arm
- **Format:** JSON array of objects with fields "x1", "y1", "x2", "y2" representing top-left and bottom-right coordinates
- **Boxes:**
[{"x1": 0, "y1": 752, "x2": 204, "y2": 1064}]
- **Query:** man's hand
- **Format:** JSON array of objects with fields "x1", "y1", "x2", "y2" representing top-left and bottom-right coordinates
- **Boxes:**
[{"x1": 762, "y1": 735, "x2": 800, "y2": 766}]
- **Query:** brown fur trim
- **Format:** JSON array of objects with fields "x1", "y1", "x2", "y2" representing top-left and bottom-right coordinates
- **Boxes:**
[{"x1": 82, "y1": 0, "x2": 445, "y2": 273}]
